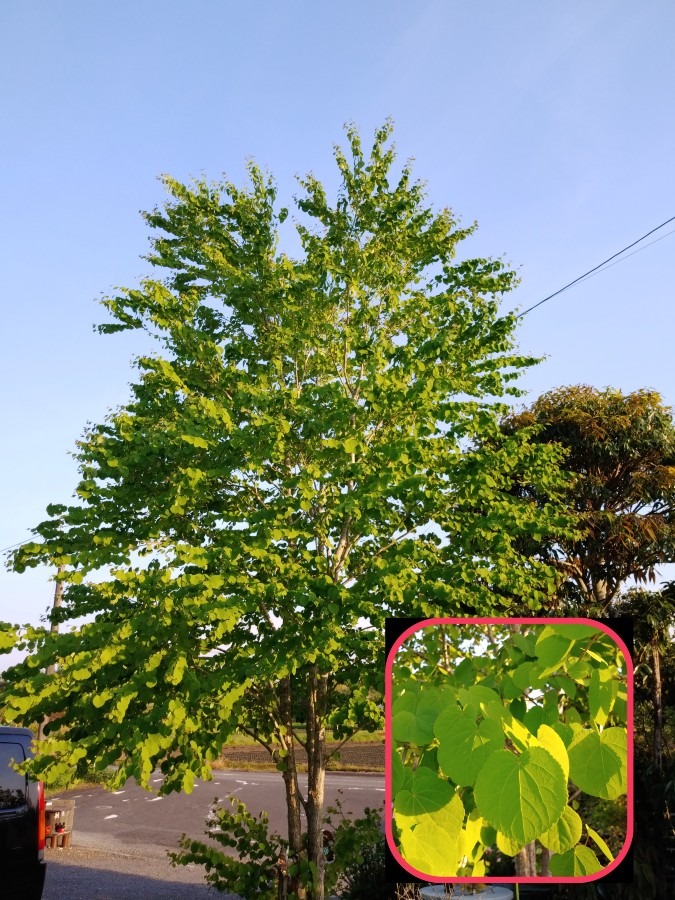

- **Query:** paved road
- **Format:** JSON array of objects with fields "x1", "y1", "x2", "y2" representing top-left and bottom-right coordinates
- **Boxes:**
[{"x1": 49, "y1": 768, "x2": 385, "y2": 856}]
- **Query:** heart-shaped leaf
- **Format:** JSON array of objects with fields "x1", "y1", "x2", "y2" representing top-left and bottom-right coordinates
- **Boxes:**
[
  {"x1": 474, "y1": 747, "x2": 567, "y2": 845},
  {"x1": 394, "y1": 766, "x2": 455, "y2": 816},
  {"x1": 549, "y1": 844, "x2": 603, "y2": 876},
  {"x1": 435, "y1": 705, "x2": 504, "y2": 786},
  {"x1": 568, "y1": 726, "x2": 627, "y2": 799},
  {"x1": 539, "y1": 804, "x2": 582, "y2": 854},
  {"x1": 398, "y1": 792, "x2": 465, "y2": 877}
]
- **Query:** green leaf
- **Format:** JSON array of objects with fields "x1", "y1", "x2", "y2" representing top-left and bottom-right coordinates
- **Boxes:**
[
  {"x1": 394, "y1": 767, "x2": 455, "y2": 816},
  {"x1": 588, "y1": 666, "x2": 615, "y2": 728},
  {"x1": 398, "y1": 792, "x2": 464, "y2": 877},
  {"x1": 435, "y1": 705, "x2": 504, "y2": 786},
  {"x1": 535, "y1": 626, "x2": 576, "y2": 668},
  {"x1": 549, "y1": 844, "x2": 603, "y2": 876},
  {"x1": 392, "y1": 687, "x2": 449, "y2": 745},
  {"x1": 523, "y1": 705, "x2": 544, "y2": 736},
  {"x1": 537, "y1": 723, "x2": 570, "y2": 780},
  {"x1": 392, "y1": 749, "x2": 411, "y2": 795},
  {"x1": 496, "y1": 830, "x2": 523, "y2": 856},
  {"x1": 568, "y1": 726, "x2": 627, "y2": 799},
  {"x1": 539, "y1": 804, "x2": 582, "y2": 854},
  {"x1": 510, "y1": 698, "x2": 526, "y2": 721},
  {"x1": 474, "y1": 746, "x2": 567, "y2": 845},
  {"x1": 586, "y1": 824, "x2": 615, "y2": 863}
]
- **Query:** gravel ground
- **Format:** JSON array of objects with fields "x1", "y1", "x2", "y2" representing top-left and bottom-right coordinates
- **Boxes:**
[{"x1": 42, "y1": 844, "x2": 237, "y2": 899}]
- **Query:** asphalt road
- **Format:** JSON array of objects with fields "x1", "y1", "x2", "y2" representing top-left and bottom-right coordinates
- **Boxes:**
[{"x1": 49, "y1": 768, "x2": 385, "y2": 856}]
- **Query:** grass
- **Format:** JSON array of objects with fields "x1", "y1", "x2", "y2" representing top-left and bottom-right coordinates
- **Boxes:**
[{"x1": 223, "y1": 728, "x2": 384, "y2": 747}]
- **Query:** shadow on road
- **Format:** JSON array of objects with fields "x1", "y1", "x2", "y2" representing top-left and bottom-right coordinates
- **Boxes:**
[{"x1": 42, "y1": 859, "x2": 232, "y2": 899}]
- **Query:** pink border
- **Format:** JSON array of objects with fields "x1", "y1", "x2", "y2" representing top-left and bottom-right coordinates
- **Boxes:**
[{"x1": 385, "y1": 617, "x2": 634, "y2": 884}]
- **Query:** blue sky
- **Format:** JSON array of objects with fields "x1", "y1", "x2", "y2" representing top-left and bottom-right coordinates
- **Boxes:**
[{"x1": 2, "y1": 1, "x2": 675, "y2": 632}]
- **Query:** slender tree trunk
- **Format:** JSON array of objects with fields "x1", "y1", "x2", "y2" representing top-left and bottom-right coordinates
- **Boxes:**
[
  {"x1": 279, "y1": 675, "x2": 306, "y2": 898},
  {"x1": 652, "y1": 636, "x2": 663, "y2": 772},
  {"x1": 515, "y1": 841, "x2": 536, "y2": 876},
  {"x1": 306, "y1": 666, "x2": 328, "y2": 899},
  {"x1": 539, "y1": 843, "x2": 551, "y2": 876}
]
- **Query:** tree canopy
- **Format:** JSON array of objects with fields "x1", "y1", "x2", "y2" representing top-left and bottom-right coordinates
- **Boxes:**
[
  {"x1": 501, "y1": 385, "x2": 675, "y2": 612},
  {"x1": 1, "y1": 122, "x2": 573, "y2": 898}
]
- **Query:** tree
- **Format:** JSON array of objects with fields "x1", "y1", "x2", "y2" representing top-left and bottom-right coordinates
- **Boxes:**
[
  {"x1": 0, "y1": 123, "x2": 571, "y2": 899},
  {"x1": 501, "y1": 385, "x2": 675, "y2": 613},
  {"x1": 613, "y1": 585, "x2": 675, "y2": 772},
  {"x1": 609, "y1": 586, "x2": 675, "y2": 899}
]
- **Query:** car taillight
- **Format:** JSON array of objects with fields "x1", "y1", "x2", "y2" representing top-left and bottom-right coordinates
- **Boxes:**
[{"x1": 37, "y1": 780, "x2": 45, "y2": 851}]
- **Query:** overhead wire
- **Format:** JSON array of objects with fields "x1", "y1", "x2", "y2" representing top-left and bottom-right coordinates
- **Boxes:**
[{"x1": 518, "y1": 214, "x2": 675, "y2": 317}]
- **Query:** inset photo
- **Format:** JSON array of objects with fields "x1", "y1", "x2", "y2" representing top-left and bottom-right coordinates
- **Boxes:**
[{"x1": 386, "y1": 618, "x2": 632, "y2": 884}]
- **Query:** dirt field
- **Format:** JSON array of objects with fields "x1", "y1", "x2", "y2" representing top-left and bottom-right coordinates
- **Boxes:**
[{"x1": 219, "y1": 740, "x2": 384, "y2": 771}]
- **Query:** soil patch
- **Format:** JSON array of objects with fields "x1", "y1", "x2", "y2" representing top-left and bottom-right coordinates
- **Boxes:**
[{"x1": 218, "y1": 741, "x2": 384, "y2": 771}]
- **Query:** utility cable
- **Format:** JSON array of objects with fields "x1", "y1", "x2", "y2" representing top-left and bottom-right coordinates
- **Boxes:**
[
  {"x1": 518, "y1": 214, "x2": 675, "y2": 317},
  {"x1": 0, "y1": 538, "x2": 32, "y2": 555}
]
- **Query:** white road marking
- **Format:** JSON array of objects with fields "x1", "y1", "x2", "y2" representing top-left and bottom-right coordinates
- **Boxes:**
[
  {"x1": 146, "y1": 797, "x2": 162, "y2": 802},
  {"x1": 104, "y1": 815, "x2": 118, "y2": 820},
  {"x1": 112, "y1": 790, "x2": 126, "y2": 795}
]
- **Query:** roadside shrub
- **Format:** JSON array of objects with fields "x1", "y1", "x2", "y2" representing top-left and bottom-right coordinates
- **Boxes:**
[
  {"x1": 323, "y1": 793, "x2": 384, "y2": 896},
  {"x1": 339, "y1": 837, "x2": 386, "y2": 899},
  {"x1": 169, "y1": 795, "x2": 285, "y2": 898}
]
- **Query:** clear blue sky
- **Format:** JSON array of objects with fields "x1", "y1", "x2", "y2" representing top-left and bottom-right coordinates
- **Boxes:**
[{"x1": 2, "y1": 1, "x2": 675, "y2": 632}]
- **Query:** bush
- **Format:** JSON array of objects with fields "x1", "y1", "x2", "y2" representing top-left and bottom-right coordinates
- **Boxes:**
[
  {"x1": 339, "y1": 838, "x2": 386, "y2": 900},
  {"x1": 169, "y1": 795, "x2": 285, "y2": 898}
]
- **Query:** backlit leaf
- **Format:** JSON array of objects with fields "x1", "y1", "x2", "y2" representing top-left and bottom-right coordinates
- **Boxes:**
[
  {"x1": 568, "y1": 727, "x2": 627, "y2": 799},
  {"x1": 398, "y1": 792, "x2": 464, "y2": 877},
  {"x1": 435, "y1": 705, "x2": 504, "y2": 786},
  {"x1": 549, "y1": 844, "x2": 603, "y2": 876},
  {"x1": 539, "y1": 804, "x2": 582, "y2": 854},
  {"x1": 473, "y1": 746, "x2": 567, "y2": 845}
]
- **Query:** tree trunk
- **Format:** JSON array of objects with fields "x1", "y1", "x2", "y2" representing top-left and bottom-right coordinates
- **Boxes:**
[
  {"x1": 279, "y1": 675, "x2": 306, "y2": 898},
  {"x1": 305, "y1": 666, "x2": 328, "y2": 899},
  {"x1": 652, "y1": 636, "x2": 663, "y2": 772},
  {"x1": 515, "y1": 841, "x2": 536, "y2": 876}
]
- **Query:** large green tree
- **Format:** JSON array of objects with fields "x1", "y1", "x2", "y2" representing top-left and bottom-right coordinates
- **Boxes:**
[
  {"x1": 1, "y1": 123, "x2": 570, "y2": 898},
  {"x1": 501, "y1": 385, "x2": 675, "y2": 613}
]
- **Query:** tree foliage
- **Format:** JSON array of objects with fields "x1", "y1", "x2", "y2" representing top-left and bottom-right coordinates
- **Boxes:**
[
  {"x1": 390, "y1": 621, "x2": 628, "y2": 880},
  {"x1": 1, "y1": 123, "x2": 572, "y2": 897},
  {"x1": 501, "y1": 385, "x2": 675, "y2": 612}
]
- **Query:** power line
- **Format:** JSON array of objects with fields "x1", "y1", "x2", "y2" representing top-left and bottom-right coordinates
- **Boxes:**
[
  {"x1": 559, "y1": 227, "x2": 675, "y2": 290},
  {"x1": 518, "y1": 214, "x2": 675, "y2": 317},
  {"x1": 0, "y1": 538, "x2": 32, "y2": 555}
]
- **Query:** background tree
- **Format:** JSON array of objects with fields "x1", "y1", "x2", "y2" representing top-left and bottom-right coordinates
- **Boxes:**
[
  {"x1": 613, "y1": 584, "x2": 675, "y2": 772},
  {"x1": 1, "y1": 123, "x2": 571, "y2": 899},
  {"x1": 501, "y1": 385, "x2": 675, "y2": 613}
]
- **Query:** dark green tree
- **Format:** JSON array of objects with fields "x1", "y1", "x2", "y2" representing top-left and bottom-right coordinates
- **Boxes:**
[
  {"x1": 1, "y1": 123, "x2": 571, "y2": 898},
  {"x1": 501, "y1": 385, "x2": 675, "y2": 613}
]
